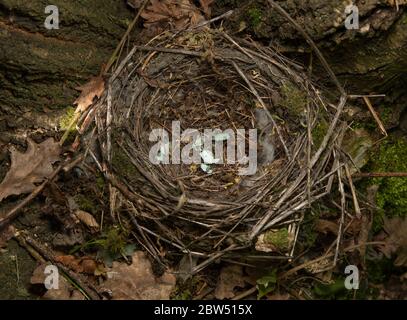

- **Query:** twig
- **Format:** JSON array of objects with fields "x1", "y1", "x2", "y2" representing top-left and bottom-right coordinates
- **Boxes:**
[
  {"x1": 279, "y1": 241, "x2": 386, "y2": 280},
  {"x1": 0, "y1": 153, "x2": 86, "y2": 230},
  {"x1": 266, "y1": 0, "x2": 345, "y2": 96},
  {"x1": 0, "y1": 164, "x2": 63, "y2": 230},
  {"x1": 334, "y1": 165, "x2": 345, "y2": 266},
  {"x1": 345, "y1": 164, "x2": 361, "y2": 218},
  {"x1": 232, "y1": 286, "x2": 257, "y2": 300},
  {"x1": 348, "y1": 94, "x2": 385, "y2": 99},
  {"x1": 362, "y1": 96, "x2": 387, "y2": 136},
  {"x1": 104, "y1": 0, "x2": 150, "y2": 74},
  {"x1": 135, "y1": 45, "x2": 204, "y2": 57},
  {"x1": 231, "y1": 61, "x2": 290, "y2": 159},
  {"x1": 15, "y1": 232, "x2": 100, "y2": 300},
  {"x1": 190, "y1": 10, "x2": 234, "y2": 30},
  {"x1": 353, "y1": 172, "x2": 407, "y2": 178}
]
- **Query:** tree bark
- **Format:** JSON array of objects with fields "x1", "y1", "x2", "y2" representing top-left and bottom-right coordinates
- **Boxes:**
[
  {"x1": 224, "y1": 0, "x2": 407, "y2": 92},
  {"x1": 0, "y1": 0, "x2": 406, "y2": 123},
  {"x1": 0, "y1": 0, "x2": 132, "y2": 118}
]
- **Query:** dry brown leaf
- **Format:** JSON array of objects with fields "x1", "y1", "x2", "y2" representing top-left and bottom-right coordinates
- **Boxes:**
[
  {"x1": 141, "y1": 0, "x2": 204, "y2": 33},
  {"x1": 31, "y1": 263, "x2": 84, "y2": 300},
  {"x1": 214, "y1": 265, "x2": 246, "y2": 300},
  {"x1": 268, "y1": 293, "x2": 290, "y2": 300},
  {"x1": 74, "y1": 76, "x2": 105, "y2": 113},
  {"x1": 0, "y1": 138, "x2": 61, "y2": 201},
  {"x1": 0, "y1": 225, "x2": 16, "y2": 248},
  {"x1": 377, "y1": 216, "x2": 407, "y2": 267},
  {"x1": 55, "y1": 255, "x2": 82, "y2": 273},
  {"x1": 199, "y1": 0, "x2": 214, "y2": 18},
  {"x1": 54, "y1": 255, "x2": 97, "y2": 274},
  {"x1": 127, "y1": 0, "x2": 145, "y2": 9},
  {"x1": 81, "y1": 258, "x2": 97, "y2": 274},
  {"x1": 74, "y1": 210, "x2": 99, "y2": 231},
  {"x1": 387, "y1": 0, "x2": 407, "y2": 8},
  {"x1": 315, "y1": 219, "x2": 339, "y2": 235},
  {"x1": 99, "y1": 251, "x2": 176, "y2": 300},
  {"x1": 356, "y1": 215, "x2": 372, "y2": 261}
]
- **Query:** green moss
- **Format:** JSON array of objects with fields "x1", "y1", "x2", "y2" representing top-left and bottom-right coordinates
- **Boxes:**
[
  {"x1": 247, "y1": 7, "x2": 263, "y2": 28},
  {"x1": 264, "y1": 228, "x2": 290, "y2": 251},
  {"x1": 366, "y1": 258, "x2": 396, "y2": 284},
  {"x1": 298, "y1": 210, "x2": 319, "y2": 249},
  {"x1": 0, "y1": 240, "x2": 36, "y2": 299},
  {"x1": 112, "y1": 147, "x2": 138, "y2": 181},
  {"x1": 366, "y1": 138, "x2": 407, "y2": 232},
  {"x1": 312, "y1": 118, "x2": 329, "y2": 149},
  {"x1": 96, "y1": 174, "x2": 106, "y2": 190},
  {"x1": 379, "y1": 105, "x2": 393, "y2": 127},
  {"x1": 342, "y1": 128, "x2": 374, "y2": 171},
  {"x1": 256, "y1": 270, "x2": 277, "y2": 299},
  {"x1": 100, "y1": 227, "x2": 127, "y2": 255},
  {"x1": 74, "y1": 194, "x2": 97, "y2": 214},
  {"x1": 59, "y1": 107, "x2": 76, "y2": 131},
  {"x1": 350, "y1": 120, "x2": 377, "y2": 131},
  {"x1": 279, "y1": 83, "x2": 307, "y2": 118},
  {"x1": 172, "y1": 289, "x2": 192, "y2": 300}
]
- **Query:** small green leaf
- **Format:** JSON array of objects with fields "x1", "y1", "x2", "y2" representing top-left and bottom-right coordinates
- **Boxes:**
[{"x1": 256, "y1": 271, "x2": 277, "y2": 299}]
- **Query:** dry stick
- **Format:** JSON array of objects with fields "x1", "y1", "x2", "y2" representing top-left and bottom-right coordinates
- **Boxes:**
[
  {"x1": 353, "y1": 172, "x2": 407, "y2": 178},
  {"x1": 0, "y1": 154, "x2": 86, "y2": 230},
  {"x1": 362, "y1": 96, "x2": 387, "y2": 136},
  {"x1": 334, "y1": 165, "x2": 346, "y2": 266},
  {"x1": 279, "y1": 241, "x2": 385, "y2": 280},
  {"x1": 345, "y1": 164, "x2": 361, "y2": 218},
  {"x1": 0, "y1": 164, "x2": 62, "y2": 230},
  {"x1": 306, "y1": 54, "x2": 314, "y2": 206},
  {"x1": 232, "y1": 286, "x2": 257, "y2": 300},
  {"x1": 17, "y1": 232, "x2": 100, "y2": 300},
  {"x1": 267, "y1": 0, "x2": 345, "y2": 96},
  {"x1": 231, "y1": 61, "x2": 290, "y2": 159},
  {"x1": 13, "y1": 233, "x2": 95, "y2": 299},
  {"x1": 135, "y1": 45, "x2": 204, "y2": 57},
  {"x1": 104, "y1": 0, "x2": 150, "y2": 74},
  {"x1": 349, "y1": 94, "x2": 385, "y2": 99},
  {"x1": 189, "y1": 10, "x2": 234, "y2": 30},
  {"x1": 60, "y1": 0, "x2": 149, "y2": 147},
  {"x1": 234, "y1": 242, "x2": 386, "y2": 300},
  {"x1": 306, "y1": 85, "x2": 312, "y2": 206},
  {"x1": 191, "y1": 244, "x2": 238, "y2": 275},
  {"x1": 250, "y1": 1, "x2": 348, "y2": 239}
]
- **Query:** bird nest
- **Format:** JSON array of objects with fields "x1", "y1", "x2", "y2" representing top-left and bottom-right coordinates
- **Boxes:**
[{"x1": 88, "y1": 28, "x2": 347, "y2": 271}]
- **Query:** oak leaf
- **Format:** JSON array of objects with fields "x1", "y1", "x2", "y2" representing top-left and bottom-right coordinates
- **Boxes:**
[
  {"x1": 99, "y1": 251, "x2": 176, "y2": 300},
  {"x1": 199, "y1": 0, "x2": 214, "y2": 18},
  {"x1": 31, "y1": 264, "x2": 84, "y2": 300},
  {"x1": 141, "y1": 0, "x2": 204, "y2": 33},
  {"x1": 0, "y1": 225, "x2": 15, "y2": 248},
  {"x1": 74, "y1": 76, "x2": 105, "y2": 113},
  {"x1": 54, "y1": 255, "x2": 97, "y2": 274},
  {"x1": 214, "y1": 265, "x2": 246, "y2": 299},
  {"x1": 0, "y1": 138, "x2": 61, "y2": 201},
  {"x1": 74, "y1": 209, "x2": 100, "y2": 231},
  {"x1": 377, "y1": 217, "x2": 407, "y2": 267}
]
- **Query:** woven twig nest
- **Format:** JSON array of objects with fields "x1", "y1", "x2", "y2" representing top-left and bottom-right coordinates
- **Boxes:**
[{"x1": 90, "y1": 28, "x2": 346, "y2": 271}]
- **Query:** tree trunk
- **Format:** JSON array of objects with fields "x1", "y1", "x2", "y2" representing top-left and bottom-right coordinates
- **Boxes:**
[
  {"x1": 224, "y1": 1, "x2": 407, "y2": 90},
  {"x1": 0, "y1": 0, "x2": 132, "y2": 118},
  {"x1": 0, "y1": 0, "x2": 406, "y2": 125}
]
